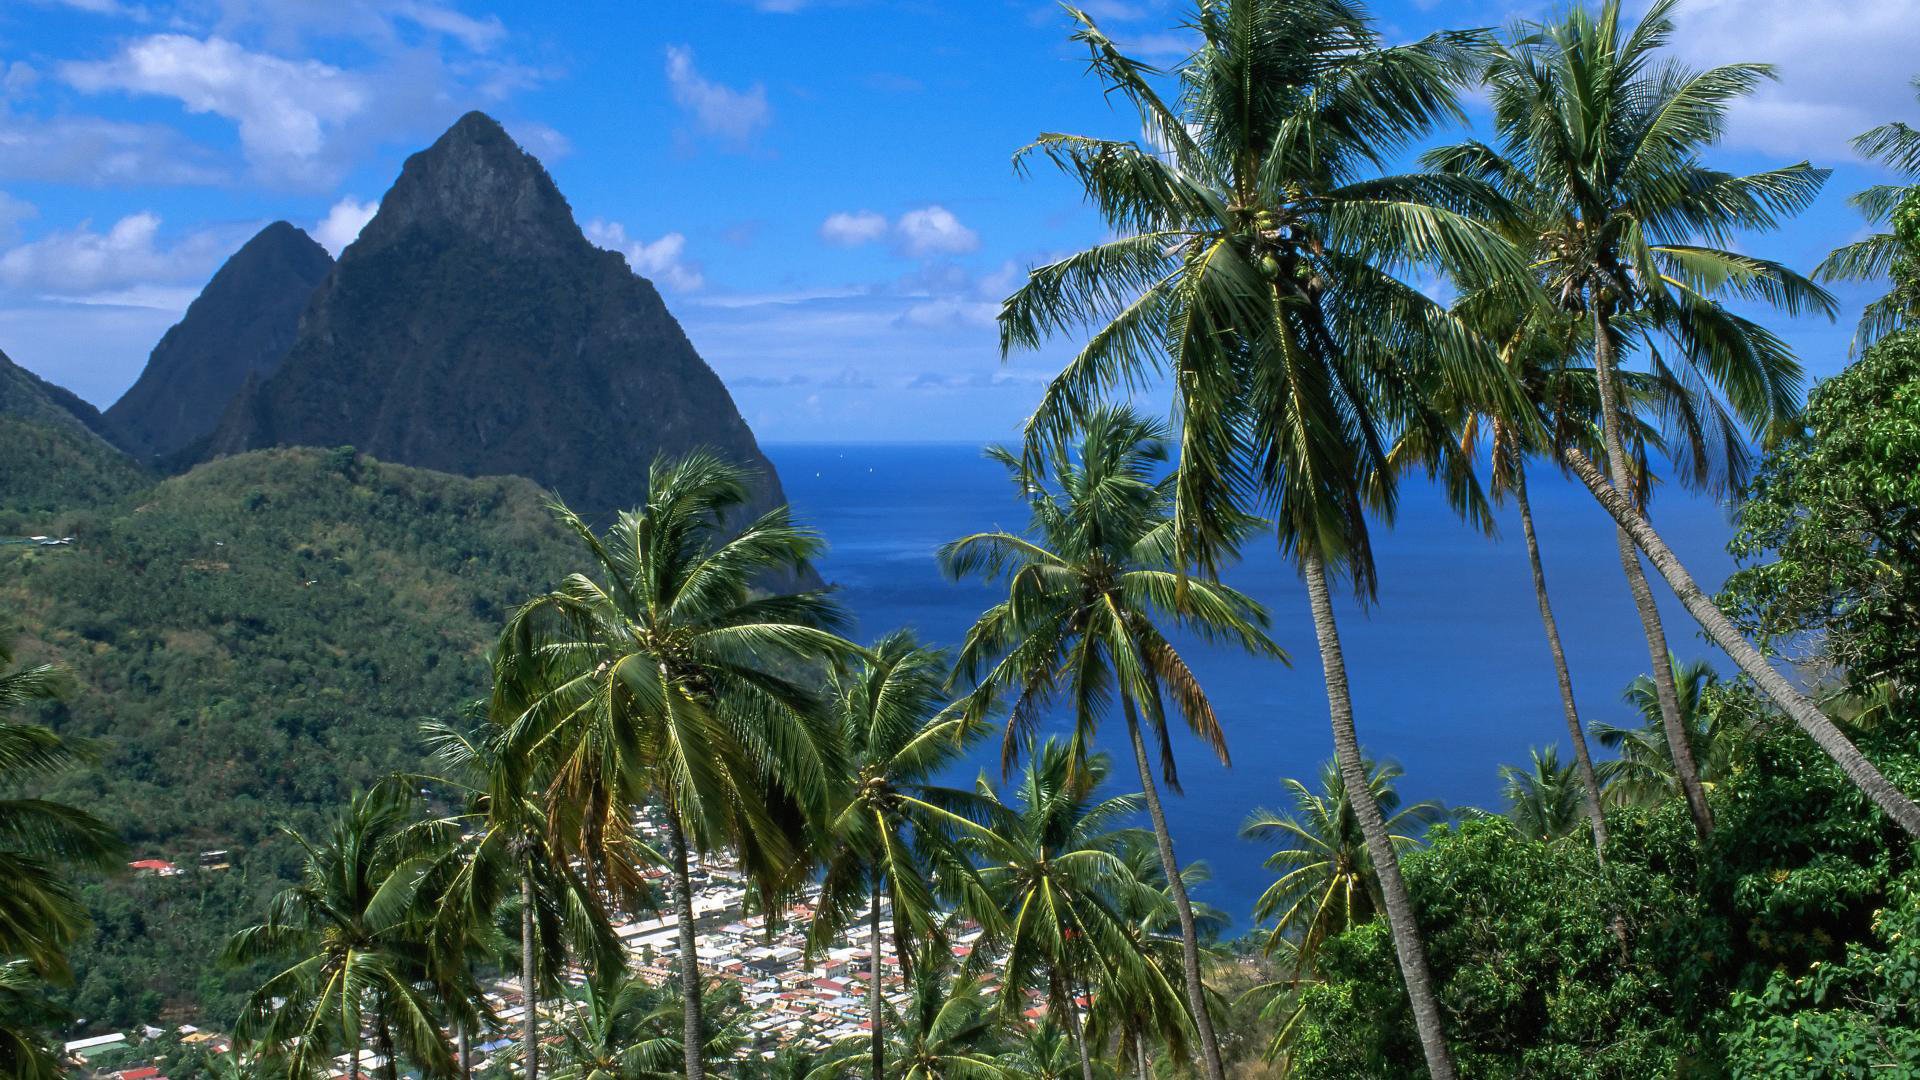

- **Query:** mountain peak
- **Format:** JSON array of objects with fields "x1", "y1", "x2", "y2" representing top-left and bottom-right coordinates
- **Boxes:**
[
  {"x1": 103, "y1": 221, "x2": 332, "y2": 462},
  {"x1": 355, "y1": 110, "x2": 580, "y2": 258}
]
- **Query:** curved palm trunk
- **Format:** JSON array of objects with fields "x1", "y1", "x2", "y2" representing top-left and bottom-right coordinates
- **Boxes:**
[
  {"x1": 1511, "y1": 460, "x2": 1610, "y2": 856},
  {"x1": 1590, "y1": 312, "x2": 1715, "y2": 841},
  {"x1": 668, "y1": 812, "x2": 708, "y2": 1080},
  {"x1": 1136, "y1": 1032, "x2": 1150, "y2": 1080},
  {"x1": 1055, "y1": 970, "x2": 1095, "y2": 1080},
  {"x1": 1119, "y1": 694, "x2": 1226, "y2": 1080},
  {"x1": 1558, "y1": 444, "x2": 1920, "y2": 837},
  {"x1": 1301, "y1": 550, "x2": 1457, "y2": 1080},
  {"x1": 869, "y1": 882, "x2": 884, "y2": 1080},
  {"x1": 521, "y1": 860, "x2": 539, "y2": 1080}
]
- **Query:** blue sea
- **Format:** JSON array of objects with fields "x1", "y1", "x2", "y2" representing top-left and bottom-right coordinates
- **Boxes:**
[{"x1": 765, "y1": 442, "x2": 1738, "y2": 930}]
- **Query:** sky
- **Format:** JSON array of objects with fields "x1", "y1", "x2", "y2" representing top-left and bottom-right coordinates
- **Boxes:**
[{"x1": 0, "y1": 0, "x2": 1914, "y2": 443}]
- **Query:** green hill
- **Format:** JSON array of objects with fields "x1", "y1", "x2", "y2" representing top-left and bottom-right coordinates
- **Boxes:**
[
  {"x1": 0, "y1": 348, "x2": 147, "y2": 515},
  {"x1": 1, "y1": 446, "x2": 575, "y2": 1026}
]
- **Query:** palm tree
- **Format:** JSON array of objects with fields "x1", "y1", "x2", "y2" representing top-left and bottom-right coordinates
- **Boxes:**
[
  {"x1": 1594, "y1": 656, "x2": 1738, "y2": 809},
  {"x1": 1000, "y1": 5, "x2": 1521, "y2": 1071},
  {"x1": 1085, "y1": 839, "x2": 1223, "y2": 1079},
  {"x1": 824, "y1": 942, "x2": 1008, "y2": 1080},
  {"x1": 0, "y1": 644, "x2": 122, "y2": 982},
  {"x1": 1500, "y1": 746, "x2": 1589, "y2": 841},
  {"x1": 0, "y1": 961, "x2": 63, "y2": 1080},
  {"x1": 546, "y1": 971, "x2": 746, "y2": 1080},
  {"x1": 493, "y1": 453, "x2": 859, "y2": 1080},
  {"x1": 810, "y1": 630, "x2": 993, "y2": 1080},
  {"x1": 1242, "y1": 759, "x2": 1441, "y2": 981},
  {"x1": 1815, "y1": 78, "x2": 1920, "y2": 349},
  {"x1": 998, "y1": 1021, "x2": 1107, "y2": 1080},
  {"x1": 418, "y1": 718, "x2": 624, "y2": 1080},
  {"x1": 942, "y1": 405, "x2": 1283, "y2": 1077},
  {"x1": 967, "y1": 740, "x2": 1182, "y2": 1080},
  {"x1": 224, "y1": 782, "x2": 457, "y2": 1079},
  {"x1": 1458, "y1": 0, "x2": 1920, "y2": 838}
]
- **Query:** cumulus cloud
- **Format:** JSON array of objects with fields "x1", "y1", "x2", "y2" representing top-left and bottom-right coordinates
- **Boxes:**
[
  {"x1": 1662, "y1": 0, "x2": 1920, "y2": 161},
  {"x1": 818, "y1": 205, "x2": 980, "y2": 257},
  {"x1": 62, "y1": 35, "x2": 371, "y2": 180},
  {"x1": 664, "y1": 45, "x2": 770, "y2": 145},
  {"x1": 0, "y1": 211, "x2": 236, "y2": 294},
  {"x1": 313, "y1": 196, "x2": 378, "y2": 256},
  {"x1": 820, "y1": 210, "x2": 889, "y2": 246},
  {"x1": 584, "y1": 219, "x2": 705, "y2": 291}
]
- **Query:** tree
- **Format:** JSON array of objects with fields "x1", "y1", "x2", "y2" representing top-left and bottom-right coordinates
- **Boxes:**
[
  {"x1": 418, "y1": 718, "x2": 624, "y2": 1080},
  {"x1": 1722, "y1": 331, "x2": 1920, "y2": 705},
  {"x1": 942, "y1": 404, "x2": 1283, "y2": 1076},
  {"x1": 823, "y1": 941, "x2": 1008, "y2": 1080},
  {"x1": 1243, "y1": 760, "x2": 1442, "y2": 985},
  {"x1": 492, "y1": 453, "x2": 858, "y2": 1080},
  {"x1": 1593, "y1": 657, "x2": 1738, "y2": 810},
  {"x1": 0, "y1": 644, "x2": 122, "y2": 982},
  {"x1": 0, "y1": 962, "x2": 64, "y2": 1080},
  {"x1": 998, "y1": 1021, "x2": 1108, "y2": 1080},
  {"x1": 1499, "y1": 747, "x2": 1589, "y2": 842},
  {"x1": 224, "y1": 782, "x2": 457, "y2": 1079},
  {"x1": 1814, "y1": 79, "x2": 1920, "y2": 349},
  {"x1": 1000, "y1": 4, "x2": 1522, "y2": 1071},
  {"x1": 810, "y1": 630, "x2": 993, "y2": 1080},
  {"x1": 1456, "y1": 0, "x2": 1920, "y2": 839},
  {"x1": 966, "y1": 740, "x2": 1183, "y2": 1080},
  {"x1": 546, "y1": 971, "x2": 746, "y2": 1080}
]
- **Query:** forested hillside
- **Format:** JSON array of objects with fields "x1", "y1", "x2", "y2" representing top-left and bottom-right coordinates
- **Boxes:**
[{"x1": 0, "y1": 446, "x2": 575, "y2": 1024}]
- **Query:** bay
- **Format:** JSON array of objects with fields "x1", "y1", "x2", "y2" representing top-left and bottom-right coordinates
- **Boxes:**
[{"x1": 766, "y1": 442, "x2": 1739, "y2": 930}]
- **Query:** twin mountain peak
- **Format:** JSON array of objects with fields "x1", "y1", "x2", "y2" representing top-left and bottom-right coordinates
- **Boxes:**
[{"x1": 88, "y1": 110, "x2": 798, "y2": 535}]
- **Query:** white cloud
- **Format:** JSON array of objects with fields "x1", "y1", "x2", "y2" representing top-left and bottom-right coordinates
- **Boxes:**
[
  {"x1": 584, "y1": 219, "x2": 704, "y2": 291},
  {"x1": 0, "y1": 107, "x2": 225, "y2": 186},
  {"x1": 389, "y1": 1, "x2": 506, "y2": 51},
  {"x1": 313, "y1": 196, "x2": 378, "y2": 256},
  {"x1": 820, "y1": 210, "x2": 889, "y2": 246},
  {"x1": 899, "y1": 297, "x2": 999, "y2": 328},
  {"x1": 63, "y1": 35, "x2": 371, "y2": 181},
  {"x1": 895, "y1": 205, "x2": 979, "y2": 257},
  {"x1": 664, "y1": 45, "x2": 770, "y2": 145},
  {"x1": 0, "y1": 212, "x2": 236, "y2": 293},
  {"x1": 0, "y1": 193, "x2": 36, "y2": 244},
  {"x1": 1661, "y1": 0, "x2": 1920, "y2": 161},
  {"x1": 819, "y1": 205, "x2": 981, "y2": 258},
  {"x1": 505, "y1": 119, "x2": 570, "y2": 159}
]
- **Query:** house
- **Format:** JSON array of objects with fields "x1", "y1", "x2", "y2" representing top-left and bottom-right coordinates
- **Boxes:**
[{"x1": 127, "y1": 859, "x2": 181, "y2": 877}]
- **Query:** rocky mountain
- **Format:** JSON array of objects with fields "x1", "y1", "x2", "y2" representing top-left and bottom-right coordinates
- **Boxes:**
[
  {"x1": 0, "y1": 347, "x2": 144, "y2": 512},
  {"x1": 202, "y1": 112, "x2": 802, "y2": 553},
  {"x1": 104, "y1": 221, "x2": 332, "y2": 463}
]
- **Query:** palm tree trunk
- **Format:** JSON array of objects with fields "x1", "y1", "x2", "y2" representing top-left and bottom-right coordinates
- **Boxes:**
[
  {"x1": 1056, "y1": 971, "x2": 1095, "y2": 1080},
  {"x1": 1558, "y1": 444, "x2": 1920, "y2": 837},
  {"x1": 669, "y1": 811, "x2": 708, "y2": 1080},
  {"x1": 1590, "y1": 310, "x2": 1715, "y2": 841},
  {"x1": 349, "y1": 1009, "x2": 362, "y2": 1080},
  {"x1": 377, "y1": 1004, "x2": 398, "y2": 1080},
  {"x1": 521, "y1": 859, "x2": 539, "y2": 1080},
  {"x1": 1119, "y1": 694, "x2": 1226, "y2": 1080},
  {"x1": 1136, "y1": 1032, "x2": 1150, "y2": 1080},
  {"x1": 869, "y1": 879, "x2": 884, "y2": 1080},
  {"x1": 1301, "y1": 550, "x2": 1456, "y2": 1080},
  {"x1": 1511, "y1": 460, "x2": 1610, "y2": 857},
  {"x1": 457, "y1": 1026, "x2": 470, "y2": 1080}
]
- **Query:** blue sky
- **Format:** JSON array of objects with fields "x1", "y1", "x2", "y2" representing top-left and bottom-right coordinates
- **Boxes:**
[{"x1": 0, "y1": 0, "x2": 1913, "y2": 442}]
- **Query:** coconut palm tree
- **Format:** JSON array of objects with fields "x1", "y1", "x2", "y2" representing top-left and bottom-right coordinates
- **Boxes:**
[
  {"x1": 1594, "y1": 656, "x2": 1739, "y2": 809},
  {"x1": 1453, "y1": 0, "x2": 1920, "y2": 839},
  {"x1": 998, "y1": 1021, "x2": 1108, "y2": 1080},
  {"x1": 966, "y1": 740, "x2": 1182, "y2": 1080},
  {"x1": 224, "y1": 782, "x2": 457, "y2": 1080},
  {"x1": 1242, "y1": 759, "x2": 1440, "y2": 980},
  {"x1": 1000, "y1": 5, "x2": 1522, "y2": 1071},
  {"x1": 1815, "y1": 78, "x2": 1920, "y2": 349},
  {"x1": 810, "y1": 630, "x2": 994, "y2": 1080},
  {"x1": 418, "y1": 718, "x2": 625, "y2": 1080},
  {"x1": 1500, "y1": 746, "x2": 1589, "y2": 841},
  {"x1": 546, "y1": 971, "x2": 746, "y2": 1080},
  {"x1": 492, "y1": 452, "x2": 859, "y2": 1080},
  {"x1": 0, "y1": 644, "x2": 122, "y2": 982},
  {"x1": 1085, "y1": 839, "x2": 1224, "y2": 1079},
  {"x1": 0, "y1": 961, "x2": 64, "y2": 1080},
  {"x1": 823, "y1": 942, "x2": 1008, "y2": 1080},
  {"x1": 942, "y1": 404, "x2": 1283, "y2": 1075}
]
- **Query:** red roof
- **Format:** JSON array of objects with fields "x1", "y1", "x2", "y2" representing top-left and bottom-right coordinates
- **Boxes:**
[
  {"x1": 117, "y1": 1069, "x2": 163, "y2": 1080},
  {"x1": 128, "y1": 859, "x2": 176, "y2": 872}
]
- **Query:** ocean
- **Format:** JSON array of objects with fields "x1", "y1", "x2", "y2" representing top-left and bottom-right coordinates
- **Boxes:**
[{"x1": 765, "y1": 442, "x2": 1739, "y2": 930}]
